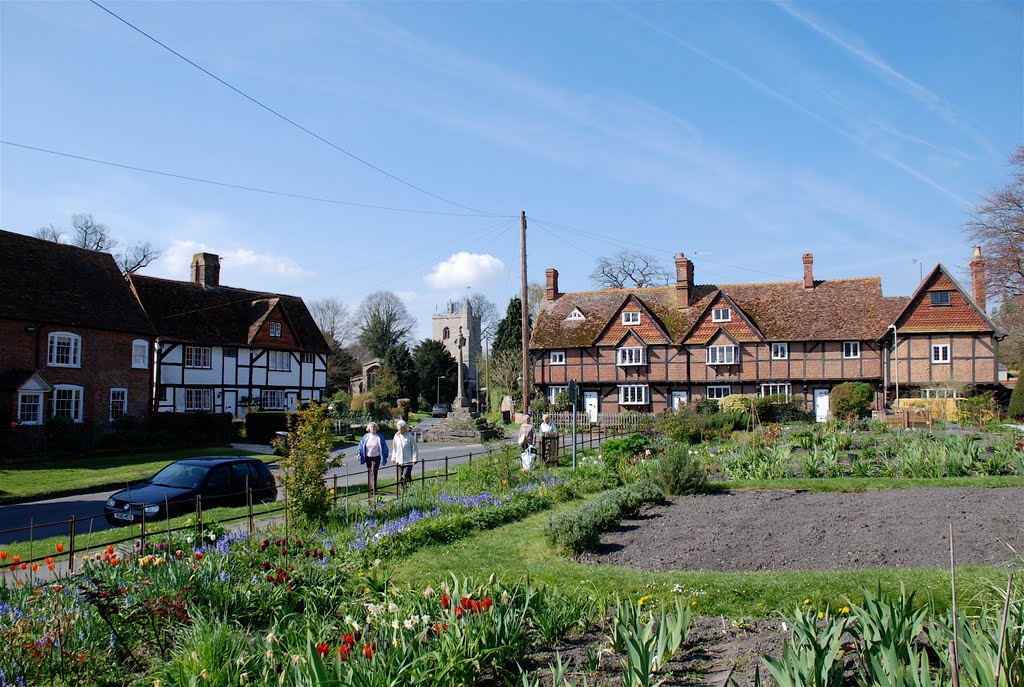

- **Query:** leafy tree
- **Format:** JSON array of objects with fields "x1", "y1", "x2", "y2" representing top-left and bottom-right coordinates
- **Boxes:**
[
  {"x1": 830, "y1": 382, "x2": 875, "y2": 420},
  {"x1": 278, "y1": 403, "x2": 337, "y2": 524},
  {"x1": 493, "y1": 297, "x2": 530, "y2": 360},
  {"x1": 382, "y1": 345, "x2": 419, "y2": 410},
  {"x1": 372, "y1": 364, "x2": 401, "y2": 405},
  {"x1": 413, "y1": 339, "x2": 457, "y2": 406},
  {"x1": 589, "y1": 249, "x2": 670, "y2": 289},
  {"x1": 356, "y1": 291, "x2": 416, "y2": 359}
]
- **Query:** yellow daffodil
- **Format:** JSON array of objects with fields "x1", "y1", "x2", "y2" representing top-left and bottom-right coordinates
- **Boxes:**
[{"x1": 840, "y1": 606, "x2": 850, "y2": 615}]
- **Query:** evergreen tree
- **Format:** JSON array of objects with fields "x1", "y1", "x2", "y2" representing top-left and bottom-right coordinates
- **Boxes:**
[
  {"x1": 1009, "y1": 361, "x2": 1024, "y2": 419},
  {"x1": 492, "y1": 297, "x2": 531, "y2": 359},
  {"x1": 382, "y1": 345, "x2": 420, "y2": 410},
  {"x1": 413, "y1": 339, "x2": 458, "y2": 407}
]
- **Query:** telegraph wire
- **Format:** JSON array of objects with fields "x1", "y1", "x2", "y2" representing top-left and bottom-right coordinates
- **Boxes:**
[
  {"x1": 88, "y1": 0, "x2": 495, "y2": 217},
  {"x1": 2, "y1": 140, "x2": 503, "y2": 218}
]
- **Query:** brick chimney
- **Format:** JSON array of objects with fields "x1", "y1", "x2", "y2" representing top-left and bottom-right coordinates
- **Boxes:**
[
  {"x1": 802, "y1": 253, "x2": 814, "y2": 289},
  {"x1": 191, "y1": 252, "x2": 220, "y2": 288},
  {"x1": 971, "y1": 245, "x2": 986, "y2": 312},
  {"x1": 675, "y1": 253, "x2": 694, "y2": 308},
  {"x1": 545, "y1": 268, "x2": 560, "y2": 300}
]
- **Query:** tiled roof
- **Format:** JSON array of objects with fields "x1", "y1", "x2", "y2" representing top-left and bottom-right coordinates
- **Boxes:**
[
  {"x1": 894, "y1": 266, "x2": 995, "y2": 334},
  {"x1": 129, "y1": 274, "x2": 330, "y2": 353},
  {"x1": 532, "y1": 277, "x2": 912, "y2": 349},
  {"x1": 0, "y1": 230, "x2": 155, "y2": 335}
]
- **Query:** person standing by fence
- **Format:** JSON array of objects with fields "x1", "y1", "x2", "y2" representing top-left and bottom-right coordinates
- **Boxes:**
[
  {"x1": 392, "y1": 419, "x2": 418, "y2": 485},
  {"x1": 357, "y1": 422, "x2": 388, "y2": 497}
]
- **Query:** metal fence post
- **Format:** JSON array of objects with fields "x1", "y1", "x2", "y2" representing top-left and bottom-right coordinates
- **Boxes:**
[
  {"x1": 247, "y1": 476, "x2": 254, "y2": 535},
  {"x1": 196, "y1": 495, "x2": 203, "y2": 534},
  {"x1": 444, "y1": 456, "x2": 449, "y2": 482},
  {"x1": 140, "y1": 508, "x2": 147, "y2": 551},
  {"x1": 332, "y1": 474, "x2": 339, "y2": 508},
  {"x1": 68, "y1": 515, "x2": 76, "y2": 574},
  {"x1": 420, "y1": 458, "x2": 425, "y2": 485}
]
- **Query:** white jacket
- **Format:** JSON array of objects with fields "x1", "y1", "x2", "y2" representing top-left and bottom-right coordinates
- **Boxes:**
[{"x1": 392, "y1": 431, "x2": 419, "y2": 465}]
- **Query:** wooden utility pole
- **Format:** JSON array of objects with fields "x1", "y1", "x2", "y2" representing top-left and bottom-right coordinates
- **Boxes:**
[{"x1": 520, "y1": 210, "x2": 529, "y2": 415}]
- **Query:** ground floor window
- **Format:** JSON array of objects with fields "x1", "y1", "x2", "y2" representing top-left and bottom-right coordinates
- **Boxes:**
[
  {"x1": 262, "y1": 389, "x2": 286, "y2": 409},
  {"x1": 109, "y1": 388, "x2": 128, "y2": 422},
  {"x1": 18, "y1": 392, "x2": 43, "y2": 424},
  {"x1": 920, "y1": 388, "x2": 961, "y2": 399},
  {"x1": 760, "y1": 383, "x2": 791, "y2": 399},
  {"x1": 52, "y1": 385, "x2": 84, "y2": 422},
  {"x1": 706, "y1": 385, "x2": 731, "y2": 399},
  {"x1": 618, "y1": 384, "x2": 648, "y2": 405},
  {"x1": 548, "y1": 386, "x2": 568, "y2": 404},
  {"x1": 185, "y1": 388, "x2": 212, "y2": 411}
]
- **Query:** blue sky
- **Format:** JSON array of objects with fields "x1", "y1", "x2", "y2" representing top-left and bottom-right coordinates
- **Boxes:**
[{"x1": 1, "y1": 1, "x2": 1021, "y2": 340}]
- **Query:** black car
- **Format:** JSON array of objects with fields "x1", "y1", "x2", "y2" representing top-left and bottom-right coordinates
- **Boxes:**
[
  {"x1": 104, "y1": 457, "x2": 277, "y2": 525},
  {"x1": 431, "y1": 403, "x2": 452, "y2": 418}
]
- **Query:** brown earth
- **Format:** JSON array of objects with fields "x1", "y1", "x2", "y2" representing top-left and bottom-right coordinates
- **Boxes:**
[{"x1": 524, "y1": 487, "x2": 1024, "y2": 685}]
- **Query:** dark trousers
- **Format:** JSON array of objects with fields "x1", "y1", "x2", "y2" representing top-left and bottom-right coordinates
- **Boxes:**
[
  {"x1": 365, "y1": 456, "x2": 381, "y2": 496},
  {"x1": 400, "y1": 464, "x2": 413, "y2": 484}
]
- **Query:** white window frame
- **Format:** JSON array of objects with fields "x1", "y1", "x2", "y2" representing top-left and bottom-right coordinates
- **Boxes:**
[
  {"x1": 548, "y1": 386, "x2": 568, "y2": 404},
  {"x1": 931, "y1": 344, "x2": 950, "y2": 363},
  {"x1": 261, "y1": 389, "x2": 286, "y2": 410},
  {"x1": 922, "y1": 388, "x2": 961, "y2": 399},
  {"x1": 771, "y1": 342, "x2": 789, "y2": 360},
  {"x1": 269, "y1": 321, "x2": 282, "y2": 337},
  {"x1": 565, "y1": 308, "x2": 585, "y2": 321},
  {"x1": 549, "y1": 351, "x2": 566, "y2": 365},
  {"x1": 268, "y1": 350, "x2": 292, "y2": 371},
  {"x1": 184, "y1": 346, "x2": 212, "y2": 369},
  {"x1": 52, "y1": 384, "x2": 84, "y2": 423},
  {"x1": 185, "y1": 388, "x2": 212, "y2": 411},
  {"x1": 760, "y1": 383, "x2": 791, "y2": 399},
  {"x1": 712, "y1": 307, "x2": 732, "y2": 322},
  {"x1": 617, "y1": 384, "x2": 648, "y2": 405},
  {"x1": 47, "y1": 332, "x2": 81, "y2": 368},
  {"x1": 616, "y1": 347, "x2": 646, "y2": 366},
  {"x1": 132, "y1": 339, "x2": 149, "y2": 369},
  {"x1": 706, "y1": 385, "x2": 732, "y2": 400},
  {"x1": 301, "y1": 352, "x2": 315, "y2": 363},
  {"x1": 706, "y1": 345, "x2": 738, "y2": 365},
  {"x1": 17, "y1": 392, "x2": 43, "y2": 425},
  {"x1": 621, "y1": 311, "x2": 641, "y2": 325},
  {"x1": 109, "y1": 388, "x2": 128, "y2": 422},
  {"x1": 842, "y1": 341, "x2": 861, "y2": 359}
]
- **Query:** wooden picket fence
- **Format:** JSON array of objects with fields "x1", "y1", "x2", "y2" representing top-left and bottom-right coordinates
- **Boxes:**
[{"x1": 548, "y1": 411, "x2": 655, "y2": 433}]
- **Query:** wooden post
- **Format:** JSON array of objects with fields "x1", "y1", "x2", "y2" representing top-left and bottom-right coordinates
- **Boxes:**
[
  {"x1": 445, "y1": 455, "x2": 449, "y2": 482},
  {"x1": 196, "y1": 495, "x2": 203, "y2": 535},
  {"x1": 520, "y1": 210, "x2": 530, "y2": 415},
  {"x1": 420, "y1": 458, "x2": 425, "y2": 485},
  {"x1": 332, "y1": 474, "x2": 339, "y2": 508},
  {"x1": 140, "y1": 508, "x2": 147, "y2": 550}
]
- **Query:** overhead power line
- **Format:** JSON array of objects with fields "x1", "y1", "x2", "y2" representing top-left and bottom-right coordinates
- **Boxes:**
[
  {"x1": 88, "y1": 0, "x2": 492, "y2": 217},
  {"x1": 2, "y1": 140, "x2": 501, "y2": 218}
]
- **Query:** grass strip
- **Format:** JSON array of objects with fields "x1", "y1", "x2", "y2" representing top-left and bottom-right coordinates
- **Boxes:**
[
  {"x1": 719, "y1": 475, "x2": 1024, "y2": 492},
  {"x1": 392, "y1": 500, "x2": 1012, "y2": 618}
]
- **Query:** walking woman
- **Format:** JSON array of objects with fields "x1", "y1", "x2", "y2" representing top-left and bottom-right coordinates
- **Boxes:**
[
  {"x1": 356, "y1": 422, "x2": 388, "y2": 497},
  {"x1": 392, "y1": 419, "x2": 419, "y2": 486}
]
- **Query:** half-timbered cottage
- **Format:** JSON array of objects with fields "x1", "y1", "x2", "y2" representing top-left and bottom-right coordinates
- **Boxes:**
[
  {"x1": 129, "y1": 253, "x2": 330, "y2": 417},
  {"x1": 531, "y1": 249, "x2": 998, "y2": 420}
]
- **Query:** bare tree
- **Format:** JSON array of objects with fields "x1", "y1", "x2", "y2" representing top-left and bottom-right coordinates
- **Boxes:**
[
  {"x1": 34, "y1": 224, "x2": 65, "y2": 243},
  {"x1": 70, "y1": 213, "x2": 116, "y2": 252},
  {"x1": 589, "y1": 249, "x2": 670, "y2": 289},
  {"x1": 309, "y1": 296, "x2": 355, "y2": 347},
  {"x1": 468, "y1": 292, "x2": 499, "y2": 341},
  {"x1": 965, "y1": 145, "x2": 1024, "y2": 298},
  {"x1": 527, "y1": 281, "x2": 545, "y2": 324},
  {"x1": 117, "y1": 241, "x2": 161, "y2": 274},
  {"x1": 356, "y1": 291, "x2": 417, "y2": 359}
]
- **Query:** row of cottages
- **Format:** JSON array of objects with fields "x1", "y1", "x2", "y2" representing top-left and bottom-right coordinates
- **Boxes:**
[
  {"x1": 530, "y1": 249, "x2": 998, "y2": 420},
  {"x1": 0, "y1": 230, "x2": 329, "y2": 436}
]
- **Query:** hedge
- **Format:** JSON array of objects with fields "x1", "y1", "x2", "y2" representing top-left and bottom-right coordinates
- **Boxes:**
[
  {"x1": 245, "y1": 411, "x2": 293, "y2": 444},
  {"x1": 150, "y1": 412, "x2": 233, "y2": 446}
]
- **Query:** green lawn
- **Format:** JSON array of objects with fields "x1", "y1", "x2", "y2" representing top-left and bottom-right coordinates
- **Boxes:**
[
  {"x1": 0, "y1": 447, "x2": 273, "y2": 501},
  {"x1": 720, "y1": 475, "x2": 1024, "y2": 492},
  {"x1": 392, "y1": 499, "x2": 1011, "y2": 618}
]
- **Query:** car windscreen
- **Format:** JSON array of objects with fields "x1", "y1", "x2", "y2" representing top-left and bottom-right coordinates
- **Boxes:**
[{"x1": 150, "y1": 463, "x2": 209, "y2": 489}]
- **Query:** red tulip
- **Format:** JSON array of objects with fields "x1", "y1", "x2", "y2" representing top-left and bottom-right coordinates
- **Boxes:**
[
  {"x1": 440, "y1": 594, "x2": 451, "y2": 609},
  {"x1": 337, "y1": 645, "x2": 350, "y2": 660},
  {"x1": 55, "y1": 543, "x2": 65, "y2": 553},
  {"x1": 460, "y1": 597, "x2": 472, "y2": 610},
  {"x1": 363, "y1": 643, "x2": 374, "y2": 659},
  {"x1": 194, "y1": 552, "x2": 203, "y2": 560},
  {"x1": 343, "y1": 633, "x2": 355, "y2": 647},
  {"x1": 481, "y1": 598, "x2": 493, "y2": 611},
  {"x1": 316, "y1": 643, "x2": 330, "y2": 658}
]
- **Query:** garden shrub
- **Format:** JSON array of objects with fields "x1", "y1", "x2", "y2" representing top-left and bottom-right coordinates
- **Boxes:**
[
  {"x1": 530, "y1": 396, "x2": 549, "y2": 418},
  {"x1": 602, "y1": 433, "x2": 651, "y2": 458},
  {"x1": 830, "y1": 382, "x2": 875, "y2": 420},
  {"x1": 719, "y1": 394, "x2": 752, "y2": 414},
  {"x1": 655, "y1": 407, "x2": 703, "y2": 445},
  {"x1": 702, "y1": 411, "x2": 748, "y2": 439},
  {"x1": 244, "y1": 411, "x2": 291, "y2": 444},
  {"x1": 545, "y1": 480, "x2": 664, "y2": 554},
  {"x1": 651, "y1": 444, "x2": 708, "y2": 496},
  {"x1": 1009, "y1": 372, "x2": 1024, "y2": 420},
  {"x1": 553, "y1": 390, "x2": 572, "y2": 412},
  {"x1": 279, "y1": 403, "x2": 338, "y2": 524}
]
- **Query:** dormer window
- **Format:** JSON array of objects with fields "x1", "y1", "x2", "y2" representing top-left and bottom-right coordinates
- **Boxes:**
[
  {"x1": 565, "y1": 308, "x2": 585, "y2": 321},
  {"x1": 930, "y1": 291, "x2": 951, "y2": 306},
  {"x1": 617, "y1": 347, "x2": 646, "y2": 366},
  {"x1": 712, "y1": 307, "x2": 731, "y2": 322},
  {"x1": 622, "y1": 311, "x2": 641, "y2": 325},
  {"x1": 269, "y1": 321, "x2": 282, "y2": 337}
]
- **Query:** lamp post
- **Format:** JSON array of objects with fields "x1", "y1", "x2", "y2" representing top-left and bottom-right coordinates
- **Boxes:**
[{"x1": 436, "y1": 376, "x2": 446, "y2": 406}]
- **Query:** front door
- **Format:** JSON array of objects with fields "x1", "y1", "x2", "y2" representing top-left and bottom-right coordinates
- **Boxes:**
[
  {"x1": 672, "y1": 391, "x2": 689, "y2": 410},
  {"x1": 814, "y1": 389, "x2": 830, "y2": 423},
  {"x1": 224, "y1": 390, "x2": 237, "y2": 417},
  {"x1": 583, "y1": 391, "x2": 598, "y2": 422}
]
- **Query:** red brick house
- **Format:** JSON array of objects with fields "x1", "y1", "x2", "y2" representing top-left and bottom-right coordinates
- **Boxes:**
[
  {"x1": 530, "y1": 249, "x2": 998, "y2": 420},
  {"x1": 0, "y1": 230, "x2": 155, "y2": 437}
]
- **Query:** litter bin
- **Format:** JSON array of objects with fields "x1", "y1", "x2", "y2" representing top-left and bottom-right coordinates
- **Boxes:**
[{"x1": 539, "y1": 432, "x2": 560, "y2": 466}]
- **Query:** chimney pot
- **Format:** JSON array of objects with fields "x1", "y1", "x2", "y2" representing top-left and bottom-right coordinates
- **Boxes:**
[
  {"x1": 802, "y1": 253, "x2": 814, "y2": 289},
  {"x1": 971, "y1": 246, "x2": 986, "y2": 312},
  {"x1": 675, "y1": 252, "x2": 694, "y2": 308},
  {"x1": 545, "y1": 268, "x2": 560, "y2": 300},
  {"x1": 191, "y1": 252, "x2": 221, "y2": 288}
]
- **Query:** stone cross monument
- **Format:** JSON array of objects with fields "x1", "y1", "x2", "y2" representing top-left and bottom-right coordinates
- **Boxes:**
[{"x1": 454, "y1": 326, "x2": 468, "y2": 408}]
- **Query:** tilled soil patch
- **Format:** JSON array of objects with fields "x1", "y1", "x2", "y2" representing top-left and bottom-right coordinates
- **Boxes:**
[{"x1": 581, "y1": 487, "x2": 1024, "y2": 572}]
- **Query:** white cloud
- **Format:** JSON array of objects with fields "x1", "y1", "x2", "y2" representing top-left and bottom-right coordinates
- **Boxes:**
[
  {"x1": 395, "y1": 290, "x2": 419, "y2": 303},
  {"x1": 149, "y1": 239, "x2": 313, "y2": 283},
  {"x1": 425, "y1": 252, "x2": 506, "y2": 289}
]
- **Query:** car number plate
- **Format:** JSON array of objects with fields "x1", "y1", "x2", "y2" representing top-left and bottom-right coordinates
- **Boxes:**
[{"x1": 113, "y1": 512, "x2": 135, "y2": 521}]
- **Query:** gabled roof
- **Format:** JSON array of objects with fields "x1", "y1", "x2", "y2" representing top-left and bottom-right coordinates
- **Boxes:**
[
  {"x1": 531, "y1": 276, "x2": 909, "y2": 350},
  {"x1": 0, "y1": 230, "x2": 155, "y2": 335},
  {"x1": 129, "y1": 274, "x2": 330, "y2": 353},
  {"x1": 892, "y1": 265, "x2": 995, "y2": 334},
  {"x1": 593, "y1": 293, "x2": 672, "y2": 346},
  {"x1": 683, "y1": 291, "x2": 764, "y2": 344}
]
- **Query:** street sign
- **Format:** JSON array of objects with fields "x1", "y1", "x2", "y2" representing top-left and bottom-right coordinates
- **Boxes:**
[{"x1": 568, "y1": 379, "x2": 579, "y2": 404}]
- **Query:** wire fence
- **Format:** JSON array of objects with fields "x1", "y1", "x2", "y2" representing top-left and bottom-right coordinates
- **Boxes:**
[{"x1": 0, "y1": 428, "x2": 623, "y2": 578}]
